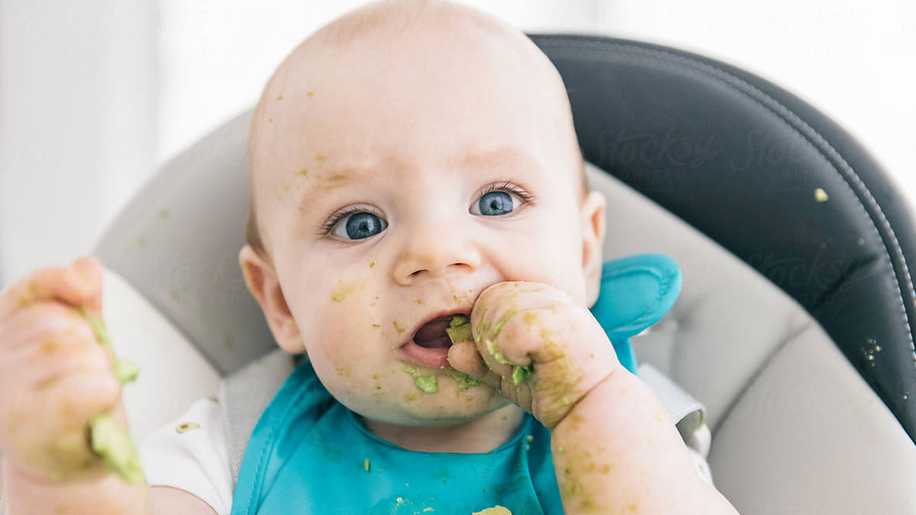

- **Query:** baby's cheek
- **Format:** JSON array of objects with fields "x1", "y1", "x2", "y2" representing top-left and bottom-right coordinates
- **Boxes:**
[
  {"x1": 319, "y1": 315, "x2": 377, "y2": 376},
  {"x1": 296, "y1": 295, "x2": 368, "y2": 366},
  {"x1": 495, "y1": 239, "x2": 587, "y2": 306}
]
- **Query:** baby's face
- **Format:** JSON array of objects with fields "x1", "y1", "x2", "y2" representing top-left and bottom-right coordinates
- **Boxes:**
[{"x1": 245, "y1": 19, "x2": 605, "y2": 427}]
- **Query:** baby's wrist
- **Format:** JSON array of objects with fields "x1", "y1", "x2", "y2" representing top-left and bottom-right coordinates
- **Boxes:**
[{"x1": 2, "y1": 457, "x2": 150, "y2": 515}]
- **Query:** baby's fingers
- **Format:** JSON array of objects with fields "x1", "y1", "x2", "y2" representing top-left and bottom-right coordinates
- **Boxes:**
[
  {"x1": 447, "y1": 339, "x2": 534, "y2": 409},
  {"x1": 470, "y1": 281, "x2": 571, "y2": 365},
  {"x1": 470, "y1": 282, "x2": 621, "y2": 428},
  {"x1": 4, "y1": 371, "x2": 121, "y2": 480},
  {"x1": 0, "y1": 256, "x2": 102, "y2": 323},
  {"x1": 446, "y1": 340, "x2": 501, "y2": 389}
]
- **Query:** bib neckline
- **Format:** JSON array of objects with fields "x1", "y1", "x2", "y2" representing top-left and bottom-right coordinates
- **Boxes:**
[{"x1": 344, "y1": 403, "x2": 535, "y2": 457}]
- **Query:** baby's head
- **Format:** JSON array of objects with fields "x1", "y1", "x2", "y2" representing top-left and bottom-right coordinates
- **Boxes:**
[{"x1": 239, "y1": 0, "x2": 607, "y2": 428}]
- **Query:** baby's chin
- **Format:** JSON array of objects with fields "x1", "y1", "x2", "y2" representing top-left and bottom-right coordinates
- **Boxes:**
[{"x1": 339, "y1": 378, "x2": 510, "y2": 427}]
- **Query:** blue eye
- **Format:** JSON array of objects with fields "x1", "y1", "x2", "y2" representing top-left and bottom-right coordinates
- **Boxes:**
[
  {"x1": 472, "y1": 191, "x2": 516, "y2": 216},
  {"x1": 331, "y1": 211, "x2": 387, "y2": 240}
]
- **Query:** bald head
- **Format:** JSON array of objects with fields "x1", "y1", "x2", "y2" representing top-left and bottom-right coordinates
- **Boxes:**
[
  {"x1": 312, "y1": 0, "x2": 523, "y2": 48},
  {"x1": 246, "y1": 0, "x2": 585, "y2": 261}
]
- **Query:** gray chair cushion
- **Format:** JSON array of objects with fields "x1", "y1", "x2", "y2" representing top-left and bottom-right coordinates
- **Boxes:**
[
  {"x1": 589, "y1": 165, "x2": 916, "y2": 514},
  {"x1": 95, "y1": 110, "x2": 266, "y2": 376}
]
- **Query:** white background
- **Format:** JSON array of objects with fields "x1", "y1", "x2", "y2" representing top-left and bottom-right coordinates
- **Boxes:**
[{"x1": 1, "y1": 0, "x2": 914, "y2": 284}]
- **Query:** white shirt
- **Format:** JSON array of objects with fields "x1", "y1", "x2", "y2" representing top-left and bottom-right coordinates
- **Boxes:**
[{"x1": 140, "y1": 397, "x2": 234, "y2": 514}]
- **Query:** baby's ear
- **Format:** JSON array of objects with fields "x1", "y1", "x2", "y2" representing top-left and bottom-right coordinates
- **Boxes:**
[
  {"x1": 580, "y1": 190, "x2": 608, "y2": 307},
  {"x1": 239, "y1": 245, "x2": 305, "y2": 354}
]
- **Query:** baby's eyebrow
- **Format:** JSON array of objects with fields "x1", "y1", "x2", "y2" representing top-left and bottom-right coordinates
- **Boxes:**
[
  {"x1": 293, "y1": 164, "x2": 366, "y2": 214},
  {"x1": 450, "y1": 145, "x2": 540, "y2": 173},
  {"x1": 299, "y1": 162, "x2": 374, "y2": 198},
  {"x1": 296, "y1": 145, "x2": 537, "y2": 207}
]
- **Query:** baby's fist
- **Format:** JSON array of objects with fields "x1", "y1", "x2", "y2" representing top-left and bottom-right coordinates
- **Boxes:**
[
  {"x1": 0, "y1": 257, "x2": 124, "y2": 482},
  {"x1": 449, "y1": 282, "x2": 620, "y2": 429}
]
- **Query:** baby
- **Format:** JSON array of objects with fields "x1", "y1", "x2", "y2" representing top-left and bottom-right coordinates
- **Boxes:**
[{"x1": 0, "y1": 1, "x2": 739, "y2": 513}]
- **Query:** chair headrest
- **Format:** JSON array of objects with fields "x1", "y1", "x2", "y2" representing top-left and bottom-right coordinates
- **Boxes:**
[
  {"x1": 94, "y1": 34, "x2": 916, "y2": 440},
  {"x1": 96, "y1": 110, "x2": 264, "y2": 375},
  {"x1": 533, "y1": 34, "x2": 915, "y2": 440}
]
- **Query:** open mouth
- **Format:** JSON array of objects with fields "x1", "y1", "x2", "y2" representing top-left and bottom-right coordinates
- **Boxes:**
[
  {"x1": 414, "y1": 317, "x2": 454, "y2": 348},
  {"x1": 399, "y1": 311, "x2": 469, "y2": 368}
]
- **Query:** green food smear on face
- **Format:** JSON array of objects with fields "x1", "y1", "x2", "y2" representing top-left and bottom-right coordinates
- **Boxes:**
[
  {"x1": 89, "y1": 414, "x2": 144, "y2": 484},
  {"x1": 403, "y1": 366, "x2": 438, "y2": 394},
  {"x1": 512, "y1": 364, "x2": 533, "y2": 385},
  {"x1": 330, "y1": 280, "x2": 357, "y2": 302},
  {"x1": 446, "y1": 315, "x2": 472, "y2": 344},
  {"x1": 414, "y1": 375, "x2": 438, "y2": 394},
  {"x1": 79, "y1": 309, "x2": 143, "y2": 483},
  {"x1": 445, "y1": 369, "x2": 481, "y2": 390}
]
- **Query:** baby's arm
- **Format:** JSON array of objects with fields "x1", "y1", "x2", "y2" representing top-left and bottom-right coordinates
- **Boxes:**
[
  {"x1": 550, "y1": 365, "x2": 733, "y2": 514},
  {"x1": 2, "y1": 413, "x2": 148, "y2": 514},
  {"x1": 451, "y1": 282, "x2": 739, "y2": 515},
  {"x1": 4, "y1": 453, "x2": 215, "y2": 515}
]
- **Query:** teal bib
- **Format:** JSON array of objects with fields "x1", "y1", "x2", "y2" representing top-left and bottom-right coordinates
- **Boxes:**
[{"x1": 231, "y1": 254, "x2": 681, "y2": 515}]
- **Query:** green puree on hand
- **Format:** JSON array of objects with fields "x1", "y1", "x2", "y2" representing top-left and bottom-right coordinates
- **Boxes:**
[
  {"x1": 448, "y1": 314, "x2": 531, "y2": 385},
  {"x1": 511, "y1": 364, "x2": 532, "y2": 385},
  {"x1": 444, "y1": 316, "x2": 482, "y2": 390},
  {"x1": 89, "y1": 414, "x2": 145, "y2": 484},
  {"x1": 80, "y1": 308, "x2": 144, "y2": 484}
]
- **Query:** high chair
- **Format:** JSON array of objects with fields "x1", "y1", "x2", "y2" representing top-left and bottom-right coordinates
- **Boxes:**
[{"x1": 4, "y1": 34, "x2": 912, "y2": 515}]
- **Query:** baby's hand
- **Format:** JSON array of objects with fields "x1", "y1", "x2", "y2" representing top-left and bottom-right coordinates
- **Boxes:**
[
  {"x1": 0, "y1": 256, "x2": 139, "y2": 483},
  {"x1": 447, "y1": 282, "x2": 619, "y2": 429}
]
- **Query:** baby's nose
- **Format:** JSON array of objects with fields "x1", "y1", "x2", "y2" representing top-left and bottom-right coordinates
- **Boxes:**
[{"x1": 392, "y1": 224, "x2": 480, "y2": 285}]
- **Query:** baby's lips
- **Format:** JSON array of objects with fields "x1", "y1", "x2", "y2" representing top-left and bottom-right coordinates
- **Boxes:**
[{"x1": 400, "y1": 339, "x2": 451, "y2": 369}]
